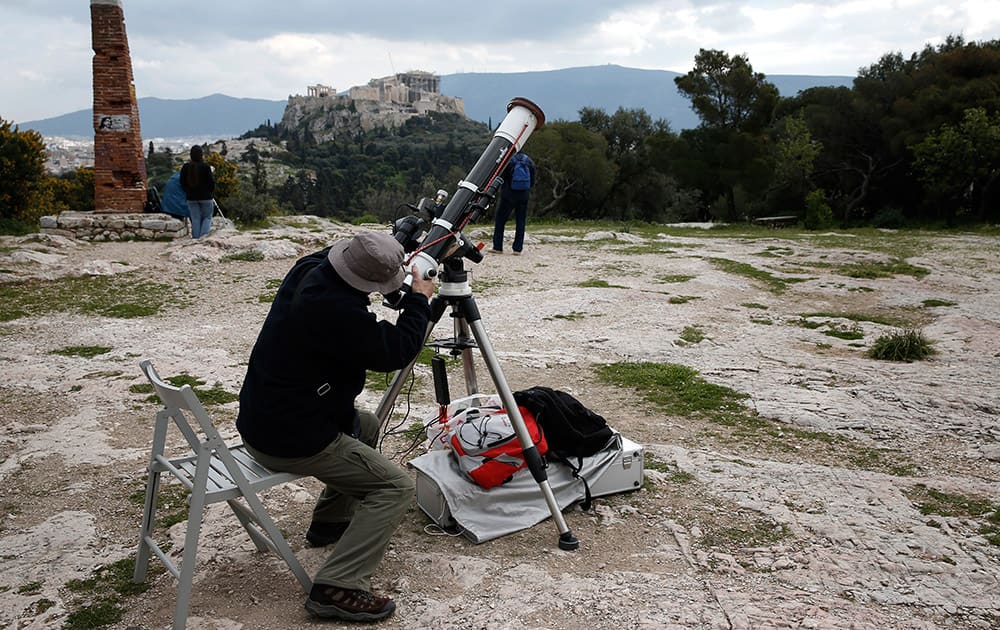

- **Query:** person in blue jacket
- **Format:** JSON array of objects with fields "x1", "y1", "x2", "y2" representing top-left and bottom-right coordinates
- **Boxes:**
[
  {"x1": 491, "y1": 151, "x2": 536, "y2": 254},
  {"x1": 237, "y1": 231, "x2": 435, "y2": 622}
]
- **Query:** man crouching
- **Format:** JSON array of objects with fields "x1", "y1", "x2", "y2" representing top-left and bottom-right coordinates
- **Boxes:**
[{"x1": 236, "y1": 230, "x2": 435, "y2": 622}]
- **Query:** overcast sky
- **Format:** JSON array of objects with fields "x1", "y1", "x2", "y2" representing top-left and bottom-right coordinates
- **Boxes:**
[{"x1": 3, "y1": 0, "x2": 997, "y2": 123}]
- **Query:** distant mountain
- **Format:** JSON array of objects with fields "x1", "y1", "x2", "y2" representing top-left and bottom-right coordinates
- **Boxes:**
[
  {"x1": 19, "y1": 93, "x2": 287, "y2": 139},
  {"x1": 441, "y1": 64, "x2": 854, "y2": 130},
  {"x1": 18, "y1": 65, "x2": 854, "y2": 139}
]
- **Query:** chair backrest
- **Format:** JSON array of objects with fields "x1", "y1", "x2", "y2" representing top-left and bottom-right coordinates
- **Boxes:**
[{"x1": 139, "y1": 359, "x2": 227, "y2": 454}]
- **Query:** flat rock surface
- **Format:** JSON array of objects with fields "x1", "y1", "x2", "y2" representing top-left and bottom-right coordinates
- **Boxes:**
[{"x1": 1, "y1": 218, "x2": 998, "y2": 629}]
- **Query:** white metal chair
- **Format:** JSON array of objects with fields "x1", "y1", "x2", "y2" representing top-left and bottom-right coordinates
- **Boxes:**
[{"x1": 132, "y1": 359, "x2": 312, "y2": 629}]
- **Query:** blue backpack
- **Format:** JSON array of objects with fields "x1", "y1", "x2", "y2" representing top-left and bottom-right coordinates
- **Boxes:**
[{"x1": 510, "y1": 154, "x2": 532, "y2": 191}]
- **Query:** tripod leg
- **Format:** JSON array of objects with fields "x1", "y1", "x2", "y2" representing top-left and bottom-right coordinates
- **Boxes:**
[
  {"x1": 455, "y1": 315, "x2": 479, "y2": 396},
  {"x1": 463, "y1": 313, "x2": 580, "y2": 551}
]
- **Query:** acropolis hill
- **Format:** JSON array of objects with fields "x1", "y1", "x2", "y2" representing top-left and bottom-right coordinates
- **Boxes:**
[{"x1": 280, "y1": 71, "x2": 466, "y2": 143}]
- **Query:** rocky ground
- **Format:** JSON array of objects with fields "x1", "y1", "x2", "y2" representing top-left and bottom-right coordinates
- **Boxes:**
[{"x1": 0, "y1": 217, "x2": 998, "y2": 629}]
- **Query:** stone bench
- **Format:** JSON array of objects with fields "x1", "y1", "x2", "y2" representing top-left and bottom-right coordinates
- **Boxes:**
[{"x1": 752, "y1": 215, "x2": 799, "y2": 228}]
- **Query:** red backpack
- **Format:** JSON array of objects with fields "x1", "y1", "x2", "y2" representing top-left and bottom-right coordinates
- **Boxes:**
[{"x1": 449, "y1": 406, "x2": 548, "y2": 489}]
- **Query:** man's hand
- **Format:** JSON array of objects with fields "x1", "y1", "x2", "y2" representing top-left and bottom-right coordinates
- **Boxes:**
[{"x1": 410, "y1": 264, "x2": 436, "y2": 299}]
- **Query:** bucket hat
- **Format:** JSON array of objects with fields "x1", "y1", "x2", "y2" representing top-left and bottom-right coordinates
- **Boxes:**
[{"x1": 328, "y1": 231, "x2": 405, "y2": 294}]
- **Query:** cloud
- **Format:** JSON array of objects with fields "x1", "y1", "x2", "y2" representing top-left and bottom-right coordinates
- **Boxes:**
[{"x1": 2, "y1": 0, "x2": 994, "y2": 123}]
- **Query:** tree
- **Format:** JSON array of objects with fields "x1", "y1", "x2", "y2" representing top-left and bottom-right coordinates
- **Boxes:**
[
  {"x1": 778, "y1": 86, "x2": 898, "y2": 224},
  {"x1": 203, "y1": 150, "x2": 239, "y2": 200},
  {"x1": 0, "y1": 118, "x2": 48, "y2": 223},
  {"x1": 521, "y1": 121, "x2": 615, "y2": 218},
  {"x1": 675, "y1": 49, "x2": 779, "y2": 133},
  {"x1": 843, "y1": 37, "x2": 1000, "y2": 221},
  {"x1": 145, "y1": 146, "x2": 177, "y2": 192},
  {"x1": 766, "y1": 112, "x2": 822, "y2": 215},
  {"x1": 578, "y1": 106, "x2": 675, "y2": 220},
  {"x1": 46, "y1": 167, "x2": 95, "y2": 213},
  {"x1": 244, "y1": 142, "x2": 268, "y2": 194},
  {"x1": 912, "y1": 107, "x2": 1000, "y2": 221},
  {"x1": 674, "y1": 50, "x2": 779, "y2": 219}
]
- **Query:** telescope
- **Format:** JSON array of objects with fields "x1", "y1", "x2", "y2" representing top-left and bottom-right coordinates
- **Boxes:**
[
  {"x1": 377, "y1": 98, "x2": 581, "y2": 551},
  {"x1": 384, "y1": 97, "x2": 545, "y2": 307}
]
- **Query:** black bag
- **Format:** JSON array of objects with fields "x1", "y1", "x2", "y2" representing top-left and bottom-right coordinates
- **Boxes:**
[
  {"x1": 513, "y1": 386, "x2": 614, "y2": 458},
  {"x1": 513, "y1": 386, "x2": 615, "y2": 510}
]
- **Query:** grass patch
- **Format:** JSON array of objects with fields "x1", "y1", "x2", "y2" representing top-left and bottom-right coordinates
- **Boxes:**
[
  {"x1": 834, "y1": 258, "x2": 930, "y2": 279},
  {"x1": 668, "y1": 295, "x2": 699, "y2": 304},
  {"x1": 596, "y1": 361, "x2": 917, "y2": 476},
  {"x1": 0, "y1": 274, "x2": 182, "y2": 322},
  {"x1": 678, "y1": 326, "x2": 706, "y2": 344},
  {"x1": 414, "y1": 346, "x2": 437, "y2": 367},
  {"x1": 643, "y1": 452, "x2": 673, "y2": 474},
  {"x1": 707, "y1": 257, "x2": 807, "y2": 294},
  {"x1": 50, "y1": 345, "x2": 112, "y2": 358},
  {"x1": 129, "y1": 374, "x2": 238, "y2": 406},
  {"x1": 222, "y1": 249, "x2": 265, "y2": 262},
  {"x1": 984, "y1": 510, "x2": 1000, "y2": 546},
  {"x1": 799, "y1": 310, "x2": 912, "y2": 328},
  {"x1": 17, "y1": 580, "x2": 44, "y2": 594},
  {"x1": 63, "y1": 557, "x2": 150, "y2": 630},
  {"x1": 922, "y1": 298, "x2": 957, "y2": 307},
  {"x1": 366, "y1": 370, "x2": 392, "y2": 391},
  {"x1": 466, "y1": 278, "x2": 510, "y2": 296},
  {"x1": 657, "y1": 274, "x2": 695, "y2": 283},
  {"x1": 129, "y1": 482, "x2": 190, "y2": 529},
  {"x1": 257, "y1": 278, "x2": 283, "y2": 303},
  {"x1": 700, "y1": 519, "x2": 791, "y2": 549},
  {"x1": 907, "y1": 484, "x2": 995, "y2": 518},
  {"x1": 821, "y1": 323, "x2": 864, "y2": 341},
  {"x1": 576, "y1": 278, "x2": 628, "y2": 289},
  {"x1": 642, "y1": 453, "x2": 696, "y2": 489},
  {"x1": 615, "y1": 243, "x2": 684, "y2": 255},
  {"x1": 545, "y1": 311, "x2": 588, "y2": 321},
  {"x1": 753, "y1": 246, "x2": 795, "y2": 258},
  {"x1": 596, "y1": 362, "x2": 749, "y2": 421},
  {"x1": 868, "y1": 329, "x2": 936, "y2": 362},
  {"x1": 742, "y1": 302, "x2": 769, "y2": 310},
  {"x1": 906, "y1": 484, "x2": 1000, "y2": 546}
]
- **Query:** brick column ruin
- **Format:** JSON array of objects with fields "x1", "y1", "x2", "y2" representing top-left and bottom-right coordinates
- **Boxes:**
[{"x1": 91, "y1": 0, "x2": 146, "y2": 213}]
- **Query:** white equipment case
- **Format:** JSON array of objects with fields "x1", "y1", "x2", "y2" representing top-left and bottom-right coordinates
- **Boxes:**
[{"x1": 414, "y1": 433, "x2": 645, "y2": 534}]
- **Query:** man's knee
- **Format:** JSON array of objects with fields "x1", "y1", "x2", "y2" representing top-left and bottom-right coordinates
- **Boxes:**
[{"x1": 356, "y1": 409, "x2": 380, "y2": 446}]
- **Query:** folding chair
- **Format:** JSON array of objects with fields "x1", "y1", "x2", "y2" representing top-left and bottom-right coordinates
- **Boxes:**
[{"x1": 132, "y1": 359, "x2": 312, "y2": 629}]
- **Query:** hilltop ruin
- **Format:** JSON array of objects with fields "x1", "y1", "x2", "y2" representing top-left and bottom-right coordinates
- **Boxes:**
[{"x1": 280, "y1": 71, "x2": 466, "y2": 143}]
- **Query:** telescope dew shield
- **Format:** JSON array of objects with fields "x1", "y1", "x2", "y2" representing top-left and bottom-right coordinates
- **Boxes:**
[{"x1": 495, "y1": 97, "x2": 546, "y2": 152}]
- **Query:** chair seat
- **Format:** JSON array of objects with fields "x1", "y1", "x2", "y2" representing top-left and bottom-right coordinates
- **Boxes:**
[{"x1": 156, "y1": 444, "x2": 302, "y2": 503}]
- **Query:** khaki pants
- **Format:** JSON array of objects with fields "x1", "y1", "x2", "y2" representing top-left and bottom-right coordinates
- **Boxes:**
[{"x1": 246, "y1": 410, "x2": 414, "y2": 591}]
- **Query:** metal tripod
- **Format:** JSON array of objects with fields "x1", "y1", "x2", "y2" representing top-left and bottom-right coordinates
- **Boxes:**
[{"x1": 375, "y1": 257, "x2": 580, "y2": 550}]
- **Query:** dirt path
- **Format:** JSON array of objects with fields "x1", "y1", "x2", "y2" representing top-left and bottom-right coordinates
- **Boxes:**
[{"x1": 1, "y1": 219, "x2": 998, "y2": 629}]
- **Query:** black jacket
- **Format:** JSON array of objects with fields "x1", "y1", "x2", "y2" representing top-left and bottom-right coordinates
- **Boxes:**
[
  {"x1": 236, "y1": 248, "x2": 431, "y2": 457},
  {"x1": 179, "y1": 161, "x2": 216, "y2": 201}
]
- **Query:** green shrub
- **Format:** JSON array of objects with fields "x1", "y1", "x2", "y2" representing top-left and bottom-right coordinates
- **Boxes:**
[
  {"x1": 872, "y1": 207, "x2": 906, "y2": 229},
  {"x1": 223, "y1": 180, "x2": 279, "y2": 227},
  {"x1": 803, "y1": 189, "x2": 833, "y2": 230},
  {"x1": 868, "y1": 328, "x2": 936, "y2": 362}
]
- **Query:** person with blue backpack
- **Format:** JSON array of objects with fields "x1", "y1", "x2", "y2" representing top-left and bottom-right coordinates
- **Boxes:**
[{"x1": 491, "y1": 150, "x2": 535, "y2": 254}]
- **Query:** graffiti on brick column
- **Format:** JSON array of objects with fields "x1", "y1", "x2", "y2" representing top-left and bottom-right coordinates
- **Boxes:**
[{"x1": 97, "y1": 114, "x2": 131, "y2": 132}]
